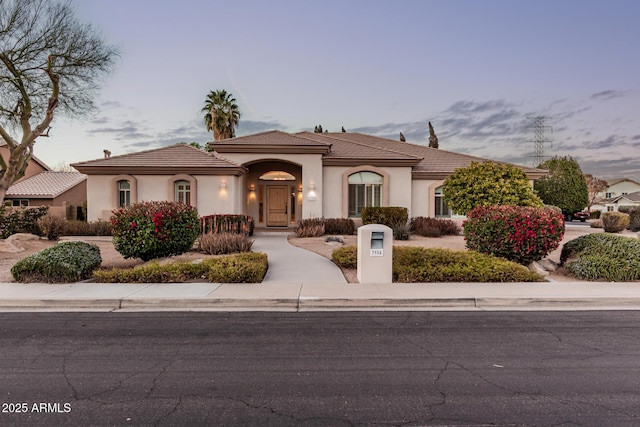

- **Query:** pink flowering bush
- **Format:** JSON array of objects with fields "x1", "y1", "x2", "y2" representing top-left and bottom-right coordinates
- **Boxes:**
[
  {"x1": 463, "y1": 205, "x2": 565, "y2": 265},
  {"x1": 110, "y1": 201, "x2": 199, "y2": 261}
]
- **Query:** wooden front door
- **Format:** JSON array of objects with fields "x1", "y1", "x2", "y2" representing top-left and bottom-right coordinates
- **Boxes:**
[{"x1": 267, "y1": 185, "x2": 288, "y2": 226}]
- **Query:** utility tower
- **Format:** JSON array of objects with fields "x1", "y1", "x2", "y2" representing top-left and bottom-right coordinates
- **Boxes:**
[{"x1": 527, "y1": 116, "x2": 553, "y2": 166}]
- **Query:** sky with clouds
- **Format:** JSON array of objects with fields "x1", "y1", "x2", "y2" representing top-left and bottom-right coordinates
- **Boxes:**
[{"x1": 32, "y1": 0, "x2": 640, "y2": 181}]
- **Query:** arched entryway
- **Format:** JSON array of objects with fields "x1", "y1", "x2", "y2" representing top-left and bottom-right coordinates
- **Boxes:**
[{"x1": 244, "y1": 160, "x2": 302, "y2": 228}]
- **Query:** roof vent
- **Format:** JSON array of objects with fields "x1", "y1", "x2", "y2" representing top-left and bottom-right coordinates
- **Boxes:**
[{"x1": 103, "y1": 149, "x2": 111, "y2": 159}]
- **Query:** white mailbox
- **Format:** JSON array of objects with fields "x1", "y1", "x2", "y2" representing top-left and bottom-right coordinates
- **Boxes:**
[{"x1": 357, "y1": 224, "x2": 393, "y2": 284}]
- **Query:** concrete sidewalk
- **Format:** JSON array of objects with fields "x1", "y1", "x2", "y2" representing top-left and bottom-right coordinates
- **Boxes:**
[
  {"x1": 0, "y1": 281, "x2": 640, "y2": 311},
  {"x1": 2, "y1": 231, "x2": 639, "y2": 311}
]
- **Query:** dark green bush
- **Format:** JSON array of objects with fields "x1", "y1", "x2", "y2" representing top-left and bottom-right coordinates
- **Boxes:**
[
  {"x1": 295, "y1": 218, "x2": 325, "y2": 237},
  {"x1": 199, "y1": 214, "x2": 254, "y2": 236},
  {"x1": 110, "y1": 201, "x2": 199, "y2": 261},
  {"x1": 331, "y1": 245, "x2": 542, "y2": 282},
  {"x1": 11, "y1": 241, "x2": 102, "y2": 283},
  {"x1": 37, "y1": 214, "x2": 67, "y2": 241},
  {"x1": 361, "y1": 207, "x2": 408, "y2": 228},
  {"x1": 463, "y1": 205, "x2": 565, "y2": 265},
  {"x1": 410, "y1": 217, "x2": 461, "y2": 237},
  {"x1": 199, "y1": 233, "x2": 254, "y2": 255},
  {"x1": 0, "y1": 206, "x2": 49, "y2": 238},
  {"x1": 323, "y1": 218, "x2": 355, "y2": 235},
  {"x1": 589, "y1": 210, "x2": 601, "y2": 219},
  {"x1": 332, "y1": 245, "x2": 357, "y2": 268},
  {"x1": 560, "y1": 233, "x2": 640, "y2": 281},
  {"x1": 628, "y1": 208, "x2": 640, "y2": 232},
  {"x1": 63, "y1": 220, "x2": 113, "y2": 236},
  {"x1": 600, "y1": 211, "x2": 630, "y2": 233},
  {"x1": 94, "y1": 252, "x2": 268, "y2": 283},
  {"x1": 618, "y1": 206, "x2": 632, "y2": 214}
]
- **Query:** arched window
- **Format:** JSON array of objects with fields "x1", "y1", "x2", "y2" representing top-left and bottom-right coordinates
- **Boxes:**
[
  {"x1": 118, "y1": 180, "x2": 131, "y2": 207},
  {"x1": 175, "y1": 180, "x2": 191, "y2": 205},
  {"x1": 434, "y1": 186, "x2": 451, "y2": 217},
  {"x1": 348, "y1": 171, "x2": 383, "y2": 217}
]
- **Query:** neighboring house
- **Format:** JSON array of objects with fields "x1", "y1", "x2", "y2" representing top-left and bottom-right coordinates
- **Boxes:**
[
  {"x1": 0, "y1": 140, "x2": 51, "y2": 183},
  {"x1": 591, "y1": 178, "x2": 640, "y2": 212},
  {"x1": 72, "y1": 131, "x2": 547, "y2": 226},
  {"x1": 4, "y1": 171, "x2": 87, "y2": 219}
]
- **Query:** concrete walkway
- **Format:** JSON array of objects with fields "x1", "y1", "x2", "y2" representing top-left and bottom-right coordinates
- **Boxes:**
[{"x1": 252, "y1": 232, "x2": 346, "y2": 284}]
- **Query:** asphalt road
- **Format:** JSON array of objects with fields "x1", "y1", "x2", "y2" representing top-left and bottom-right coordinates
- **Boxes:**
[{"x1": 1, "y1": 311, "x2": 640, "y2": 426}]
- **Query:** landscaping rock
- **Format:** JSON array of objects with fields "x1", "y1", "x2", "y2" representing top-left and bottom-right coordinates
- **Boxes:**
[
  {"x1": 537, "y1": 259, "x2": 558, "y2": 272},
  {"x1": 528, "y1": 261, "x2": 549, "y2": 276},
  {"x1": 0, "y1": 233, "x2": 40, "y2": 253}
]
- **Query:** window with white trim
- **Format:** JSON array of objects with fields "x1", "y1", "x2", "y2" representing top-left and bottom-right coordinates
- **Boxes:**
[
  {"x1": 434, "y1": 186, "x2": 452, "y2": 217},
  {"x1": 118, "y1": 180, "x2": 131, "y2": 207},
  {"x1": 348, "y1": 171, "x2": 382, "y2": 217},
  {"x1": 175, "y1": 180, "x2": 191, "y2": 205}
]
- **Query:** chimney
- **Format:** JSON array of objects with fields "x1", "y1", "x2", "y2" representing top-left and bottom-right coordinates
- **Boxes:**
[{"x1": 103, "y1": 149, "x2": 111, "y2": 159}]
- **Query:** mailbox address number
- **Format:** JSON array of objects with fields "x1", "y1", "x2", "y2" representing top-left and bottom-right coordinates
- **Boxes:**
[{"x1": 370, "y1": 249, "x2": 384, "y2": 257}]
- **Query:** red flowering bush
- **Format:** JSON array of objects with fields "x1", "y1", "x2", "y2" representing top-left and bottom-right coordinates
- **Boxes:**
[
  {"x1": 110, "y1": 201, "x2": 199, "y2": 261},
  {"x1": 463, "y1": 205, "x2": 565, "y2": 265}
]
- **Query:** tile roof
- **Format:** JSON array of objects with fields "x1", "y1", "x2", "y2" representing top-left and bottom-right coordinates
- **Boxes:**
[
  {"x1": 71, "y1": 144, "x2": 245, "y2": 175},
  {"x1": 613, "y1": 191, "x2": 640, "y2": 203},
  {"x1": 211, "y1": 130, "x2": 331, "y2": 147},
  {"x1": 6, "y1": 172, "x2": 86, "y2": 198}
]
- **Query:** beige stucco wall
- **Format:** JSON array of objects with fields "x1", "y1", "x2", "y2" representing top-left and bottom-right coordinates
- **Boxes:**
[
  {"x1": 85, "y1": 174, "x2": 239, "y2": 221},
  {"x1": 322, "y1": 165, "x2": 413, "y2": 219},
  {"x1": 222, "y1": 153, "x2": 324, "y2": 219}
]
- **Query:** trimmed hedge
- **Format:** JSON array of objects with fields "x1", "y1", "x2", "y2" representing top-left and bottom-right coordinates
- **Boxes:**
[
  {"x1": 463, "y1": 205, "x2": 565, "y2": 265},
  {"x1": 93, "y1": 252, "x2": 268, "y2": 283},
  {"x1": 11, "y1": 241, "x2": 102, "y2": 283},
  {"x1": 331, "y1": 245, "x2": 542, "y2": 282},
  {"x1": 199, "y1": 233, "x2": 254, "y2": 255},
  {"x1": 63, "y1": 220, "x2": 113, "y2": 236},
  {"x1": 361, "y1": 207, "x2": 408, "y2": 227},
  {"x1": 199, "y1": 214, "x2": 254, "y2": 236},
  {"x1": 323, "y1": 218, "x2": 355, "y2": 235},
  {"x1": 410, "y1": 217, "x2": 461, "y2": 237},
  {"x1": 560, "y1": 233, "x2": 640, "y2": 281},
  {"x1": 600, "y1": 212, "x2": 630, "y2": 233}
]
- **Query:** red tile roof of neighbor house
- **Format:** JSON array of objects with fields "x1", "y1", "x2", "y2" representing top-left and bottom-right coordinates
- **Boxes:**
[
  {"x1": 71, "y1": 144, "x2": 246, "y2": 175},
  {"x1": 6, "y1": 172, "x2": 86, "y2": 198}
]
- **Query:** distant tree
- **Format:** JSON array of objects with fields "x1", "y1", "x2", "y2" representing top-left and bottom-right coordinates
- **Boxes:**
[
  {"x1": 341, "y1": 126, "x2": 346, "y2": 133},
  {"x1": 534, "y1": 156, "x2": 589, "y2": 216},
  {"x1": 53, "y1": 161, "x2": 74, "y2": 172},
  {"x1": 0, "y1": 0, "x2": 119, "y2": 202},
  {"x1": 314, "y1": 125, "x2": 323, "y2": 134},
  {"x1": 202, "y1": 89, "x2": 240, "y2": 140},
  {"x1": 428, "y1": 121, "x2": 439, "y2": 148},
  {"x1": 399, "y1": 132, "x2": 405, "y2": 142},
  {"x1": 584, "y1": 174, "x2": 609, "y2": 209},
  {"x1": 442, "y1": 161, "x2": 543, "y2": 214}
]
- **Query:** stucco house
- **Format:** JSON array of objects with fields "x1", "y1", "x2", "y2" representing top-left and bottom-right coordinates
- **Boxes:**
[{"x1": 72, "y1": 131, "x2": 546, "y2": 226}]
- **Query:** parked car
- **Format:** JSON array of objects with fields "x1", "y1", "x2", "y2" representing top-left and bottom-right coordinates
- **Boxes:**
[{"x1": 565, "y1": 211, "x2": 589, "y2": 222}]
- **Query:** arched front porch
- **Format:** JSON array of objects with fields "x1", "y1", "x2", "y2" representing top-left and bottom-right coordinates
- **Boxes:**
[{"x1": 244, "y1": 160, "x2": 303, "y2": 228}]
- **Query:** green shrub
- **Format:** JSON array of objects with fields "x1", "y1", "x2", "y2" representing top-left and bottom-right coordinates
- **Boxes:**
[
  {"x1": 600, "y1": 211, "x2": 630, "y2": 233},
  {"x1": 392, "y1": 223, "x2": 410, "y2": 240},
  {"x1": 331, "y1": 245, "x2": 542, "y2": 282},
  {"x1": 589, "y1": 210, "x2": 601, "y2": 219},
  {"x1": 295, "y1": 218, "x2": 325, "y2": 237},
  {"x1": 332, "y1": 246, "x2": 357, "y2": 269},
  {"x1": 618, "y1": 206, "x2": 633, "y2": 214},
  {"x1": 560, "y1": 233, "x2": 640, "y2": 281},
  {"x1": 463, "y1": 205, "x2": 565, "y2": 265},
  {"x1": 361, "y1": 207, "x2": 408, "y2": 228},
  {"x1": 37, "y1": 214, "x2": 67, "y2": 241},
  {"x1": 110, "y1": 201, "x2": 199, "y2": 261},
  {"x1": 410, "y1": 217, "x2": 461, "y2": 237},
  {"x1": 199, "y1": 214, "x2": 254, "y2": 236},
  {"x1": 94, "y1": 252, "x2": 268, "y2": 283},
  {"x1": 0, "y1": 206, "x2": 49, "y2": 238},
  {"x1": 323, "y1": 218, "x2": 355, "y2": 235},
  {"x1": 199, "y1": 233, "x2": 254, "y2": 255},
  {"x1": 11, "y1": 241, "x2": 102, "y2": 283},
  {"x1": 63, "y1": 220, "x2": 113, "y2": 236},
  {"x1": 392, "y1": 247, "x2": 542, "y2": 282},
  {"x1": 628, "y1": 208, "x2": 640, "y2": 232}
]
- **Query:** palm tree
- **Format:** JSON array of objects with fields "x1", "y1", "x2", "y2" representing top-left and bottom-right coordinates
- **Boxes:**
[{"x1": 201, "y1": 90, "x2": 241, "y2": 140}]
